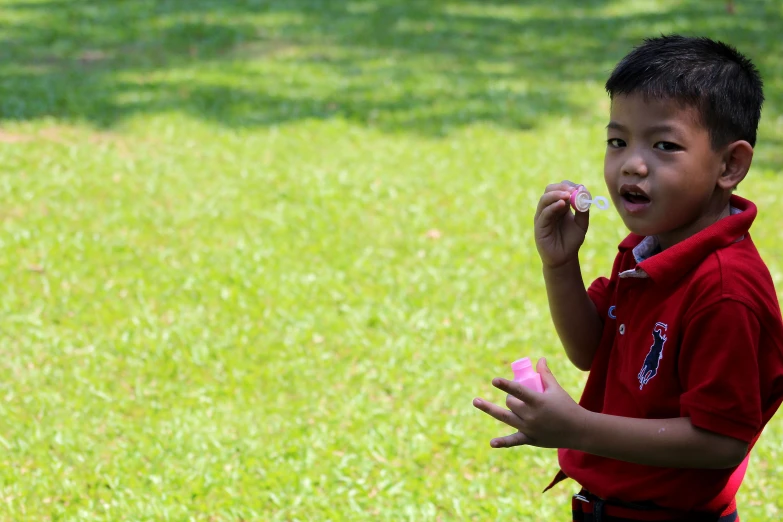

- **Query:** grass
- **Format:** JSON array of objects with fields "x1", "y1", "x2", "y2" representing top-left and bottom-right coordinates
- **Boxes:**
[{"x1": 1, "y1": 0, "x2": 783, "y2": 519}]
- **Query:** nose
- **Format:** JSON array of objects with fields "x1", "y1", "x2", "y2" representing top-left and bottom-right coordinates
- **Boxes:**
[{"x1": 621, "y1": 149, "x2": 648, "y2": 177}]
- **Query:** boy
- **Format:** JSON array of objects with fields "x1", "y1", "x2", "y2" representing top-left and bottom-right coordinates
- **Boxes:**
[{"x1": 473, "y1": 35, "x2": 783, "y2": 521}]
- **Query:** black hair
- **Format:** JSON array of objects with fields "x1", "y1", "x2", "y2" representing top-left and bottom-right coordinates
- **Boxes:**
[{"x1": 605, "y1": 35, "x2": 764, "y2": 148}]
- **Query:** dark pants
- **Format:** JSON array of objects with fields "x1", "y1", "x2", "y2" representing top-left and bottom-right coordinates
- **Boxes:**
[{"x1": 572, "y1": 489, "x2": 739, "y2": 522}]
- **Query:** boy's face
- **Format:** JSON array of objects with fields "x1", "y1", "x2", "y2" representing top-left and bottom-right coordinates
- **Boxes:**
[{"x1": 604, "y1": 93, "x2": 728, "y2": 248}]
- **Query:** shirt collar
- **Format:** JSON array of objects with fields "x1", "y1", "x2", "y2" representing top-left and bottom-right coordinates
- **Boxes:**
[{"x1": 617, "y1": 195, "x2": 756, "y2": 285}]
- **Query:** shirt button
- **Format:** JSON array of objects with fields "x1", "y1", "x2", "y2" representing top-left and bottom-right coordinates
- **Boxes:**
[{"x1": 619, "y1": 324, "x2": 626, "y2": 335}]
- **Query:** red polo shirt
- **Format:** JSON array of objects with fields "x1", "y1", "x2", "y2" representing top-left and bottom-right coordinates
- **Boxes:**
[{"x1": 555, "y1": 195, "x2": 783, "y2": 513}]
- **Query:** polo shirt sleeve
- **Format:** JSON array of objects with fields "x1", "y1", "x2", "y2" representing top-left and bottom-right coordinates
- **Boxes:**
[
  {"x1": 587, "y1": 276, "x2": 611, "y2": 319},
  {"x1": 679, "y1": 300, "x2": 762, "y2": 443}
]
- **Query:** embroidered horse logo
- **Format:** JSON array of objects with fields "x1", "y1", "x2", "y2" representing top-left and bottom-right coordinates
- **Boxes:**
[{"x1": 638, "y1": 322, "x2": 668, "y2": 390}]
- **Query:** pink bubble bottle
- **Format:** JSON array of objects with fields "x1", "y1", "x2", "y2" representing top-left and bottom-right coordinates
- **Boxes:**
[
  {"x1": 511, "y1": 357, "x2": 544, "y2": 393},
  {"x1": 569, "y1": 185, "x2": 609, "y2": 213}
]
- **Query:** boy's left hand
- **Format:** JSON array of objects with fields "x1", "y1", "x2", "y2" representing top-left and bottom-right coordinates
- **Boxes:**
[{"x1": 472, "y1": 358, "x2": 588, "y2": 449}]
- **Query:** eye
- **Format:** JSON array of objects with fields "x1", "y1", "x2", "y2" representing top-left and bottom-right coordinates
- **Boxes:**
[
  {"x1": 607, "y1": 138, "x2": 626, "y2": 148},
  {"x1": 654, "y1": 141, "x2": 682, "y2": 151}
]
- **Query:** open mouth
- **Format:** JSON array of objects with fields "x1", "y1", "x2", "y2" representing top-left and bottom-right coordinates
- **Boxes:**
[
  {"x1": 622, "y1": 191, "x2": 651, "y2": 204},
  {"x1": 620, "y1": 185, "x2": 651, "y2": 206}
]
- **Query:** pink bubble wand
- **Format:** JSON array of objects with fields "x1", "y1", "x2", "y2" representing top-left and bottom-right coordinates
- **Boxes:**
[
  {"x1": 510, "y1": 357, "x2": 544, "y2": 393},
  {"x1": 569, "y1": 185, "x2": 610, "y2": 213}
]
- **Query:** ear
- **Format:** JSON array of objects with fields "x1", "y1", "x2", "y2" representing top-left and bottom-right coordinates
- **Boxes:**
[{"x1": 718, "y1": 140, "x2": 754, "y2": 191}]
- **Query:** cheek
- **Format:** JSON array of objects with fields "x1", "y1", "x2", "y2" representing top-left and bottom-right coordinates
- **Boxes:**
[
  {"x1": 658, "y1": 165, "x2": 702, "y2": 195},
  {"x1": 603, "y1": 156, "x2": 618, "y2": 185}
]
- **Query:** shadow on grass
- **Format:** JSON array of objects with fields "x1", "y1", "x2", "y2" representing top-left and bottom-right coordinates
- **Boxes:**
[{"x1": 0, "y1": 0, "x2": 782, "y2": 137}]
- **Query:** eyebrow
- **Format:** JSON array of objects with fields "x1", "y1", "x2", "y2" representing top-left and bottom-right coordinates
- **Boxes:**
[{"x1": 606, "y1": 122, "x2": 681, "y2": 135}]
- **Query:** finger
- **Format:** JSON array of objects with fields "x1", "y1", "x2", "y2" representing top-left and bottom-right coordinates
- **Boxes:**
[
  {"x1": 544, "y1": 181, "x2": 579, "y2": 193},
  {"x1": 535, "y1": 191, "x2": 572, "y2": 221},
  {"x1": 536, "y1": 358, "x2": 562, "y2": 392},
  {"x1": 473, "y1": 398, "x2": 524, "y2": 430},
  {"x1": 505, "y1": 393, "x2": 528, "y2": 418},
  {"x1": 573, "y1": 203, "x2": 590, "y2": 232},
  {"x1": 535, "y1": 199, "x2": 571, "y2": 229},
  {"x1": 493, "y1": 377, "x2": 539, "y2": 405},
  {"x1": 490, "y1": 431, "x2": 532, "y2": 449}
]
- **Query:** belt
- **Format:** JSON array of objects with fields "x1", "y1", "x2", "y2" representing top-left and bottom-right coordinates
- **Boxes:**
[{"x1": 572, "y1": 489, "x2": 739, "y2": 522}]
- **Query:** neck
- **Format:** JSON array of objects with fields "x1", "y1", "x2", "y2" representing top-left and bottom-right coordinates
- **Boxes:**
[{"x1": 657, "y1": 198, "x2": 732, "y2": 251}]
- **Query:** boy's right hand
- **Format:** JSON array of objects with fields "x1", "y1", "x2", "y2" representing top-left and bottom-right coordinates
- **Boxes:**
[{"x1": 534, "y1": 181, "x2": 589, "y2": 269}]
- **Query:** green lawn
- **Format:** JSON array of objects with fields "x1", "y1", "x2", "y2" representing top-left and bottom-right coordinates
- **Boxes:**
[{"x1": 2, "y1": 0, "x2": 783, "y2": 519}]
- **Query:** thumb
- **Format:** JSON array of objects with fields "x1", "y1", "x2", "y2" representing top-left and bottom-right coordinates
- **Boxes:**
[
  {"x1": 537, "y1": 358, "x2": 561, "y2": 392},
  {"x1": 573, "y1": 205, "x2": 590, "y2": 233}
]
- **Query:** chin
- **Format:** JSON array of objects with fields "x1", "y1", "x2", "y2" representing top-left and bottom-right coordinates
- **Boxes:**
[{"x1": 619, "y1": 215, "x2": 662, "y2": 238}]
